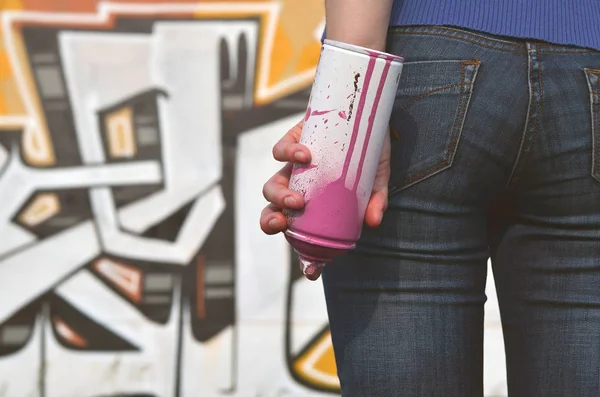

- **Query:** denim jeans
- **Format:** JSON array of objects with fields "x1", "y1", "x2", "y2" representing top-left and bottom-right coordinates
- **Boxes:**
[{"x1": 322, "y1": 26, "x2": 600, "y2": 397}]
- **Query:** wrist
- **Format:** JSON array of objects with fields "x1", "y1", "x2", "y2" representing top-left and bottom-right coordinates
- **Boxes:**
[{"x1": 325, "y1": 31, "x2": 387, "y2": 52}]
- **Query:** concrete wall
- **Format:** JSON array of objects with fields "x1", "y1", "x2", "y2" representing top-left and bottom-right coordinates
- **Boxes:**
[{"x1": 0, "y1": 1, "x2": 507, "y2": 396}]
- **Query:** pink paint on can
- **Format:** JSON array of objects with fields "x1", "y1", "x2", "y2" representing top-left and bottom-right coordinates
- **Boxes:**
[
  {"x1": 304, "y1": 106, "x2": 312, "y2": 121},
  {"x1": 284, "y1": 40, "x2": 403, "y2": 280},
  {"x1": 311, "y1": 109, "x2": 334, "y2": 116},
  {"x1": 293, "y1": 163, "x2": 317, "y2": 175}
]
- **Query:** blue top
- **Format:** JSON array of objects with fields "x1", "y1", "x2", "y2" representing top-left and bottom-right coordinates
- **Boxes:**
[{"x1": 390, "y1": 0, "x2": 600, "y2": 51}]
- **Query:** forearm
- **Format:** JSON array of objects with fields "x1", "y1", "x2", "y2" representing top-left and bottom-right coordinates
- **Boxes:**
[{"x1": 325, "y1": 0, "x2": 393, "y2": 51}]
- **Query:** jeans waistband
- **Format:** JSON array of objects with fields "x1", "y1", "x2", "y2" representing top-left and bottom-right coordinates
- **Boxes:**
[{"x1": 388, "y1": 25, "x2": 598, "y2": 54}]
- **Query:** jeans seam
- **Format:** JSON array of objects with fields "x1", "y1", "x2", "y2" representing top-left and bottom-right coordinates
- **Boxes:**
[
  {"x1": 506, "y1": 45, "x2": 543, "y2": 188},
  {"x1": 519, "y1": 48, "x2": 544, "y2": 171},
  {"x1": 597, "y1": 77, "x2": 599, "y2": 179},
  {"x1": 537, "y1": 44, "x2": 598, "y2": 54},
  {"x1": 390, "y1": 26, "x2": 599, "y2": 55},
  {"x1": 584, "y1": 69, "x2": 599, "y2": 181},
  {"x1": 540, "y1": 49, "x2": 596, "y2": 54},
  {"x1": 593, "y1": 70, "x2": 600, "y2": 181},
  {"x1": 445, "y1": 61, "x2": 479, "y2": 161},
  {"x1": 389, "y1": 27, "x2": 525, "y2": 53},
  {"x1": 397, "y1": 83, "x2": 466, "y2": 113},
  {"x1": 391, "y1": 26, "x2": 524, "y2": 47}
]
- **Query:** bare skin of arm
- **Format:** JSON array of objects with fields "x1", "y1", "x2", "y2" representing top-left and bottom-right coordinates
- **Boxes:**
[
  {"x1": 325, "y1": 0, "x2": 393, "y2": 51},
  {"x1": 260, "y1": 0, "x2": 393, "y2": 235}
]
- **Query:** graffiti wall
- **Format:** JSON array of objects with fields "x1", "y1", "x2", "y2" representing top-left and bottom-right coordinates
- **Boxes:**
[{"x1": 0, "y1": 1, "x2": 508, "y2": 396}]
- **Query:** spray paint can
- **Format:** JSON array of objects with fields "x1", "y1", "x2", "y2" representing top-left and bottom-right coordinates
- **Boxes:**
[{"x1": 285, "y1": 39, "x2": 404, "y2": 280}]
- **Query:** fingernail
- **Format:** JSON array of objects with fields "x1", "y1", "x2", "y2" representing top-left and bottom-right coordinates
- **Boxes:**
[
  {"x1": 294, "y1": 151, "x2": 307, "y2": 162},
  {"x1": 268, "y1": 218, "x2": 279, "y2": 230},
  {"x1": 284, "y1": 196, "x2": 297, "y2": 207}
]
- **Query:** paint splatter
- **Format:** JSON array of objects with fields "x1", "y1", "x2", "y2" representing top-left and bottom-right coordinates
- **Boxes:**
[
  {"x1": 305, "y1": 106, "x2": 312, "y2": 121},
  {"x1": 311, "y1": 109, "x2": 334, "y2": 116},
  {"x1": 294, "y1": 164, "x2": 318, "y2": 175},
  {"x1": 347, "y1": 73, "x2": 360, "y2": 121}
]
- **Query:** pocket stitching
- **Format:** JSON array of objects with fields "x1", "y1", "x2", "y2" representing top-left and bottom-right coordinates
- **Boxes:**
[
  {"x1": 398, "y1": 83, "x2": 466, "y2": 113},
  {"x1": 597, "y1": 74, "x2": 599, "y2": 180},
  {"x1": 584, "y1": 68, "x2": 600, "y2": 182},
  {"x1": 389, "y1": 60, "x2": 480, "y2": 194}
]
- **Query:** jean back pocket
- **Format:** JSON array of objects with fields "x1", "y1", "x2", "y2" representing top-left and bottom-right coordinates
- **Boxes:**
[{"x1": 389, "y1": 59, "x2": 480, "y2": 193}]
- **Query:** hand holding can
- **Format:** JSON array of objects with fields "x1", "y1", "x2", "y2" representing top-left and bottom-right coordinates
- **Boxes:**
[{"x1": 284, "y1": 40, "x2": 404, "y2": 280}]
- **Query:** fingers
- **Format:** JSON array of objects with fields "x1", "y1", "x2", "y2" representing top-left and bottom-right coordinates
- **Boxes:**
[
  {"x1": 261, "y1": 163, "x2": 305, "y2": 210},
  {"x1": 260, "y1": 163, "x2": 305, "y2": 235},
  {"x1": 272, "y1": 120, "x2": 311, "y2": 163},
  {"x1": 259, "y1": 203, "x2": 287, "y2": 235},
  {"x1": 260, "y1": 119, "x2": 311, "y2": 237}
]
